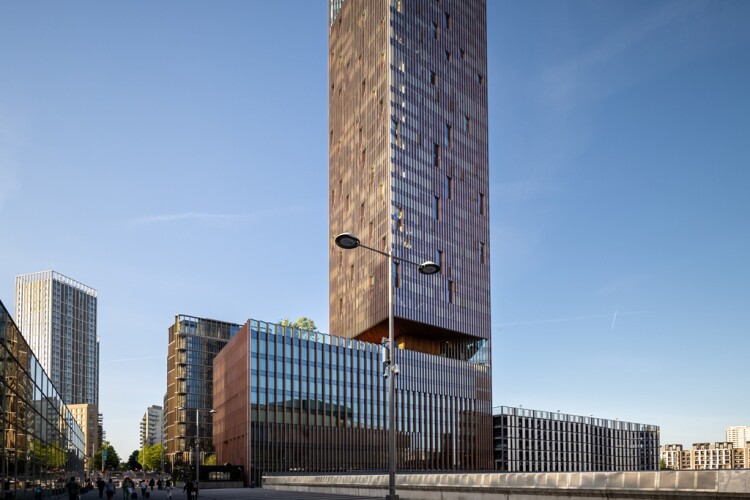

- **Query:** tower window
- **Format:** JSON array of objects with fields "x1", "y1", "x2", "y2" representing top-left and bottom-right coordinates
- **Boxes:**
[
  {"x1": 460, "y1": 48, "x2": 465, "y2": 60},
  {"x1": 394, "y1": 261, "x2": 401, "y2": 288},
  {"x1": 433, "y1": 143, "x2": 440, "y2": 168},
  {"x1": 434, "y1": 196, "x2": 441, "y2": 220},
  {"x1": 432, "y1": 22, "x2": 439, "y2": 40},
  {"x1": 464, "y1": 115, "x2": 471, "y2": 133},
  {"x1": 479, "y1": 192, "x2": 485, "y2": 215},
  {"x1": 478, "y1": 73, "x2": 484, "y2": 85},
  {"x1": 448, "y1": 280, "x2": 455, "y2": 304},
  {"x1": 444, "y1": 124, "x2": 452, "y2": 146},
  {"x1": 445, "y1": 176, "x2": 452, "y2": 199},
  {"x1": 479, "y1": 241, "x2": 485, "y2": 264},
  {"x1": 430, "y1": 71, "x2": 437, "y2": 85},
  {"x1": 435, "y1": 250, "x2": 443, "y2": 273},
  {"x1": 444, "y1": 12, "x2": 451, "y2": 30},
  {"x1": 445, "y1": 50, "x2": 451, "y2": 61}
]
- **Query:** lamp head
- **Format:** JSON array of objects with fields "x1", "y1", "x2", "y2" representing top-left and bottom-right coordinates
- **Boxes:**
[
  {"x1": 335, "y1": 233, "x2": 360, "y2": 250},
  {"x1": 418, "y1": 260, "x2": 440, "y2": 275}
]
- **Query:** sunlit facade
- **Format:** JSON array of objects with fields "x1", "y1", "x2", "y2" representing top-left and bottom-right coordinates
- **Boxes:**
[
  {"x1": 328, "y1": 0, "x2": 492, "y2": 469},
  {"x1": 141, "y1": 405, "x2": 163, "y2": 447},
  {"x1": 15, "y1": 271, "x2": 99, "y2": 407},
  {"x1": 68, "y1": 403, "x2": 99, "y2": 466},
  {"x1": 493, "y1": 406, "x2": 660, "y2": 472},
  {"x1": 164, "y1": 315, "x2": 239, "y2": 469},
  {"x1": 214, "y1": 319, "x2": 490, "y2": 483},
  {"x1": 0, "y1": 299, "x2": 85, "y2": 496}
]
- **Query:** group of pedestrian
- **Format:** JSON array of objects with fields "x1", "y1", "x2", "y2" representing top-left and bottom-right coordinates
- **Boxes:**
[{"x1": 62, "y1": 475, "x2": 179, "y2": 500}]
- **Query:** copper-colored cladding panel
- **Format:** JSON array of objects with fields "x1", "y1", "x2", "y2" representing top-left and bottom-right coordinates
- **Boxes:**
[
  {"x1": 329, "y1": 0, "x2": 491, "y2": 352},
  {"x1": 213, "y1": 322, "x2": 250, "y2": 482},
  {"x1": 328, "y1": 0, "x2": 492, "y2": 469}
]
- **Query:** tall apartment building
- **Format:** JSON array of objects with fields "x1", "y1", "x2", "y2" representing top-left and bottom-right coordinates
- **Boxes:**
[
  {"x1": 15, "y1": 271, "x2": 99, "y2": 406},
  {"x1": 69, "y1": 403, "x2": 100, "y2": 464},
  {"x1": 329, "y1": 0, "x2": 492, "y2": 467},
  {"x1": 660, "y1": 442, "x2": 750, "y2": 470},
  {"x1": 141, "y1": 405, "x2": 164, "y2": 447},
  {"x1": 726, "y1": 426, "x2": 750, "y2": 448},
  {"x1": 493, "y1": 407, "x2": 660, "y2": 472},
  {"x1": 164, "y1": 315, "x2": 239, "y2": 468}
]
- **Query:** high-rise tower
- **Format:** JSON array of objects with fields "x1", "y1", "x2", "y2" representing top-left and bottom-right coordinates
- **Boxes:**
[
  {"x1": 329, "y1": 0, "x2": 490, "y2": 359},
  {"x1": 15, "y1": 270, "x2": 99, "y2": 406}
]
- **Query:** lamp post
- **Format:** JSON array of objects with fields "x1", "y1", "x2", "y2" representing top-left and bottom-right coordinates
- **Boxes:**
[
  {"x1": 177, "y1": 407, "x2": 215, "y2": 488},
  {"x1": 335, "y1": 232, "x2": 439, "y2": 500}
]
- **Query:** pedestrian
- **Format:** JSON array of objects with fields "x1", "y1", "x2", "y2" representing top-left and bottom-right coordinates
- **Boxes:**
[
  {"x1": 66, "y1": 477, "x2": 80, "y2": 500},
  {"x1": 148, "y1": 478, "x2": 154, "y2": 492},
  {"x1": 97, "y1": 477, "x2": 106, "y2": 498},
  {"x1": 105, "y1": 478, "x2": 116, "y2": 500},
  {"x1": 122, "y1": 476, "x2": 133, "y2": 500},
  {"x1": 139, "y1": 479, "x2": 147, "y2": 497},
  {"x1": 182, "y1": 479, "x2": 194, "y2": 500},
  {"x1": 33, "y1": 484, "x2": 43, "y2": 500},
  {"x1": 165, "y1": 479, "x2": 172, "y2": 499}
]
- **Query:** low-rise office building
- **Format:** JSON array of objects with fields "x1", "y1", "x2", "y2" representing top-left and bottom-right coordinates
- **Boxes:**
[
  {"x1": 0, "y1": 299, "x2": 85, "y2": 494},
  {"x1": 213, "y1": 319, "x2": 492, "y2": 484},
  {"x1": 493, "y1": 406, "x2": 660, "y2": 472}
]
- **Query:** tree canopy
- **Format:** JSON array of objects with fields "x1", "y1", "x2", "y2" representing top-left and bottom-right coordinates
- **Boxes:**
[
  {"x1": 138, "y1": 443, "x2": 164, "y2": 471},
  {"x1": 279, "y1": 317, "x2": 318, "y2": 332},
  {"x1": 92, "y1": 441, "x2": 120, "y2": 471},
  {"x1": 127, "y1": 450, "x2": 141, "y2": 470}
]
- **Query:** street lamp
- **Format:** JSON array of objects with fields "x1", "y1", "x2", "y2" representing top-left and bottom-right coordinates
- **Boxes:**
[
  {"x1": 177, "y1": 407, "x2": 216, "y2": 487},
  {"x1": 334, "y1": 232, "x2": 439, "y2": 500}
]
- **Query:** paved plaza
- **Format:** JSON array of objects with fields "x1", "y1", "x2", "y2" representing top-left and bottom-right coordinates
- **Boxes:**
[{"x1": 83, "y1": 488, "x2": 380, "y2": 500}]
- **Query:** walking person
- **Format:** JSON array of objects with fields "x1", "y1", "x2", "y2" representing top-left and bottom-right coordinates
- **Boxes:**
[
  {"x1": 139, "y1": 479, "x2": 147, "y2": 498},
  {"x1": 165, "y1": 479, "x2": 172, "y2": 499},
  {"x1": 97, "y1": 477, "x2": 106, "y2": 499},
  {"x1": 66, "y1": 477, "x2": 80, "y2": 500},
  {"x1": 182, "y1": 479, "x2": 194, "y2": 500},
  {"x1": 148, "y1": 479, "x2": 154, "y2": 492},
  {"x1": 105, "y1": 478, "x2": 116, "y2": 500}
]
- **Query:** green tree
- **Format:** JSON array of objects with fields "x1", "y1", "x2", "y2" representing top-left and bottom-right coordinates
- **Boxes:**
[
  {"x1": 127, "y1": 450, "x2": 141, "y2": 470},
  {"x1": 203, "y1": 454, "x2": 216, "y2": 466},
  {"x1": 138, "y1": 443, "x2": 164, "y2": 471},
  {"x1": 92, "y1": 441, "x2": 120, "y2": 471},
  {"x1": 279, "y1": 317, "x2": 318, "y2": 332}
]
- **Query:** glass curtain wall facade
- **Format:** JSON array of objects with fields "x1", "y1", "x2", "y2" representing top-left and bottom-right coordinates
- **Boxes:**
[
  {"x1": 493, "y1": 406, "x2": 660, "y2": 472},
  {"x1": 15, "y1": 271, "x2": 99, "y2": 407},
  {"x1": 214, "y1": 319, "x2": 490, "y2": 483},
  {"x1": 164, "y1": 315, "x2": 239, "y2": 470},
  {"x1": 0, "y1": 299, "x2": 85, "y2": 498}
]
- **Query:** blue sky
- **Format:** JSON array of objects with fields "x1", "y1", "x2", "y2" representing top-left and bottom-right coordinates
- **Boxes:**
[{"x1": 1, "y1": 1, "x2": 748, "y2": 459}]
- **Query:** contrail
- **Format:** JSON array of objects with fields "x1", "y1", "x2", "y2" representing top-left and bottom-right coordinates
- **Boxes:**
[
  {"x1": 496, "y1": 310, "x2": 648, "y2": 328},
  {"x1": 611, "y1": 309, "x2": 618, "y2": 330}
]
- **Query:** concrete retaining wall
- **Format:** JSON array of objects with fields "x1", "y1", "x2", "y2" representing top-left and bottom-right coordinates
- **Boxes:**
[{"x1": 263, "y1": 471, "x2": 750, "y2": 499}]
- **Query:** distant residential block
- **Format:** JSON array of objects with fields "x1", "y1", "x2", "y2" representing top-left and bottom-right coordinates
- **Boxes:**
[
  {"x1": 493, "y1": 406, "x2": 660, "y2": 472},
  {"x1": 726, "y1": 426, "x2": 750, "y2": 448},
  {"x1": 660, "y1": 442, "x2": 750, "y2": 470},
  {"x1": 141, "y1": 405, "x2": 164, "y2": 447},
  {"x1": 69, "y1": 403, "x2": 100, "y2": 463}
]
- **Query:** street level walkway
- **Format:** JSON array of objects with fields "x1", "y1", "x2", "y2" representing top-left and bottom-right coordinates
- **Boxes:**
[{"x1": 84, "y1": 488, "x2": 380, "y2": 500}]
